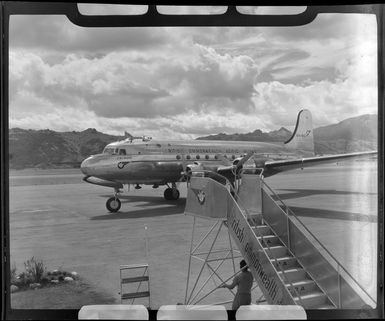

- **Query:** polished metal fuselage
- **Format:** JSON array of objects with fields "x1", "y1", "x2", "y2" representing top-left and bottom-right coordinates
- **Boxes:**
[{"x1": 80, "y1": 139, "x2": 309, "y2": 185}]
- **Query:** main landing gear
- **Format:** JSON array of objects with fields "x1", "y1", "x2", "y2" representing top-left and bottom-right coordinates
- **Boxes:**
[
  {"x1": 164, "y1": 183, "x2": 180, "y2": 201},
  {"x1": 164, "y1": 188, "x2": 180, "y2": 200}
]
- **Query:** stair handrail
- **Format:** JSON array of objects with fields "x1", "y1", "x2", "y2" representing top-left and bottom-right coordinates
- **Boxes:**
[{"x1": 261, "y1": 179, "x2": 376, "y2": 307}]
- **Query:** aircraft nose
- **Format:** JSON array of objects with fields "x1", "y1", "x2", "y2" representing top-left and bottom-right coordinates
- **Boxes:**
[{"x1": 80, "y1": 158, "x2": 91, "y2": 176}]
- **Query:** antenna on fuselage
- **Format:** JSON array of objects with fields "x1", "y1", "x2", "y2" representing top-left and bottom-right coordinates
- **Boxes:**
[{"x1": 123, "y1": 132, "x2": 152, "y2": 143}]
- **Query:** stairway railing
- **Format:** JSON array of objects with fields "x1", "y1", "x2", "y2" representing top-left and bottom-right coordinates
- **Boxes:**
[{"x1": 261, "y1": 179, "x2": 376, "y2": 308}]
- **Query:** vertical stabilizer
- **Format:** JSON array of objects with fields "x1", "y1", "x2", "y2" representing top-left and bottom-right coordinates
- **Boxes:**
[{"x1": 284, "y1": 109, "x2": 314, "y2": 155}]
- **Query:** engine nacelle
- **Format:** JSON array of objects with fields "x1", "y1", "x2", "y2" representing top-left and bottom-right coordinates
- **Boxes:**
[
  {"x1": 83, "y1": 176, "x2": 123, "y2": 190},
  {"x1": 186, "y1": 162, "x2": 204, "y2": 173},
  {"x1": 232, "y1": 157, "x2": 243, "y2": 166}
]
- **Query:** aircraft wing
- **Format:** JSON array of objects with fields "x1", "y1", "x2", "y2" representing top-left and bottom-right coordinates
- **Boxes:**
[{"x1": 263, "y1": 150, "x2": 377, "y2": 176}]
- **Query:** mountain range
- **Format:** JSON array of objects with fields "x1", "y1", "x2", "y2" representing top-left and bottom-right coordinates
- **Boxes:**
[{"x1": 8, "y1": 114, "x2": 377, "y2": 169}]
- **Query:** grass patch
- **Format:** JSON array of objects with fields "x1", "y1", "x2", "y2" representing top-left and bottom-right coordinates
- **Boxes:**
[
  {"x1": 11, "y1": 278, "x2": 117, "y2": 309},
  {"x1": 11, "y1": 257, "x2": 80, "y2": 291},
  {"x1": 24, "y1": 256, "x2": 45, "y2": 283}
]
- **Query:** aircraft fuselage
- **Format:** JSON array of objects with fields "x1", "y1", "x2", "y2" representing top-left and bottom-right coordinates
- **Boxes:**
[{"x1": 80, "y1": 139, "x2": 304, "y2": 185}]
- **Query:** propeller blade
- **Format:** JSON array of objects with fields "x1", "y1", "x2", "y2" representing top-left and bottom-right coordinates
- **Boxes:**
[
  {"x1": 235, "y1": 150, "x2": 255, "y2": 170},
  {"x1": 216, "y1": 154, "x2": 232, "y2": 166},
  {"x1": 179, "y1": 153, "x2": 191, "y2": 182}
]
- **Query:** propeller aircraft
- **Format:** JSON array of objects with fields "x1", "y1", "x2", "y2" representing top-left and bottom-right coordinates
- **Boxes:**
[{"x1": 80, "y1": 109, "x2": 377, "y2": 212}]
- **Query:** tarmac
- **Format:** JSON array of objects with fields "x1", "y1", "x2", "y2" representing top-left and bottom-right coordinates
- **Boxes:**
[{"x1": 9, "y1": 160, "x2": 378, "y2": 309}]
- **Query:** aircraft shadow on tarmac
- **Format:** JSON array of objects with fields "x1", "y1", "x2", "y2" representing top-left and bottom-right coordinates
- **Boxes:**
[
  {"x1": 272, "y1": 189, "x2": 377, "y2": 223},
  {"x1": 273, "y1": 188, "x2": 377, "y2": 201},
  {"x1": 91, "y1": 195, "x2": 186, "y2": 220},
  {"x1": 287, "y1": 206, "x2": 377, "y2": 223}
]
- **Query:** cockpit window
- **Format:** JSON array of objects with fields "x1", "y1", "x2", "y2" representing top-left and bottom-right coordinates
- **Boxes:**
[
  {"x1": 119, "y1": 149, "x2": 126, "y2": 155},
  {"x1": 103, "y1": 148, "x2": 117, "y2": 155}
]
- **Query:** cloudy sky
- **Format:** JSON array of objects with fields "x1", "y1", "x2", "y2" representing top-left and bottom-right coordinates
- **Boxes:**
[{"x1": 9, "y1": 6, "x2": 378, "y2": 139}]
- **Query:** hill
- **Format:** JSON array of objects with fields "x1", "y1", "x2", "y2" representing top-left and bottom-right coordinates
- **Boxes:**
[
  {"x1": 8, "y1": 114, "x2": 377, "y2": 169},
  {"x1": 9, "y1": 128, "x2": 124, "y2": 169},
  {"x1": 197, "y1": 127, "x2": 292, "y2": 142},
  {"x1": 313, "y1": 114, "x2": 377, "y2": 154},
  {"x1": 197, "y1": 114, "x2": 377, "y2": 155}
]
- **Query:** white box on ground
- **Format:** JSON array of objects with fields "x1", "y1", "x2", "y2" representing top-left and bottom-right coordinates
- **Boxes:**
[
  {"x1": 157, "y1": 305, "x2": 227, "y2": 320},
  {"x1": 78, "y1": 305, "x2": 148, "y2": 320},
  {"x1": 236, "y1": 305, "x2": 307, "y2": 320}
]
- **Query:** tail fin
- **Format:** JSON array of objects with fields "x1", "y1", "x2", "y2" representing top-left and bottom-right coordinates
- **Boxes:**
[
  {"x1": 124, "y1": 131, "x2": 133, "y2": 139},
  {"x1": 284, "y1": 109, "x2": 314, "y2": 155}
]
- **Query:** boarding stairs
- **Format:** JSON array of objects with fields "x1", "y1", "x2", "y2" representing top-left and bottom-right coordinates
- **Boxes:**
[
  {"x1": 245, "y1": 213, "x2": 335, "y2": 309},
  {"x1": 184, "y1": 169, "x2": 376, "y2": 310}
]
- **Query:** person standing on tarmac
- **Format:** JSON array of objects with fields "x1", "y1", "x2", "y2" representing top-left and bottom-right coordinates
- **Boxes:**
[{"x1": 219, "y1": 259, "x2": 253, "y2": 310}]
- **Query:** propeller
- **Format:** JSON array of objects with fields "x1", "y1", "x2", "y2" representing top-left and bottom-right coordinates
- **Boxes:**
[
  {"x1": 179, "y1": 153, "x2": 191, "y2": 182},
  {"x1": 231, "y1": 150, "x2": 255, "y2": 176},
  {"x1": 179, "y1": 151, "x2": 256, "y2": 184}
]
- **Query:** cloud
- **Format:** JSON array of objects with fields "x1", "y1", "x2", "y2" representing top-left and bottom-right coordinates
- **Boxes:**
[
  {"x1": 8, "y1": 13, "x2": 378, "y2": 138},
  {"x1": 262, "y1": 13, "x2": 374, "y2": 42},
  {"x1": 10, "y1": 42, "x2": 260, "y2": 119},
  {"x1": 10, "y1": 15, "x2": 169, "y2": 54}
]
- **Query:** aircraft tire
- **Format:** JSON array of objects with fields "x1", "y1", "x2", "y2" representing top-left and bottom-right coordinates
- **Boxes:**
[
  {"x1": 164, "y1": 188, "x2": 172, "y2": 200},
  {"x1": 164, "y1": 188, "x2": 180, "y2": 200},
  {"x1": 171, "y1": 188, "x2": 180, "y2": 200},
  {"x1": 106, "y1": 197, "x2": 121, "y2": 212}
]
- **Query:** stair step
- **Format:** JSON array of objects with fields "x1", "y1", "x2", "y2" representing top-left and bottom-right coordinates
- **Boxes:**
[
  {"x1": 258, "y1": 235, "x2": 281, "y2": 247},
  {"x1": 271, "y1": 256, "x2": 299, "y2": 270},
  {"x1": 252, "y1": 225, "x2": 272, "y2": 236},
  {"x1": 264, "y1": 245, "x2": 288, "y2": 258},
  {"x1": 285, "y1": 279, "x2": 317, "y2": 296},
  {"x1": 278, "y1": 268, "x2": 307, "y2": 283},
  {"x1": 121, "y1": 291, "x2": 150, "y2": 300},
  {"x1": 293, "y1": 291, "x2": 328, "y2": 308},
  {"x1": 247, "y1": 214, "x2": 263, "y2": 226},
  {"x1": 121, "y1": 276, "x2": 149, "y2": 284}
]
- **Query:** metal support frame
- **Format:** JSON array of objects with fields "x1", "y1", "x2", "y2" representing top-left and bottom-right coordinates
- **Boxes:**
[{"x1": 184, "y1": 216, "x2": 264, "y2": 307}]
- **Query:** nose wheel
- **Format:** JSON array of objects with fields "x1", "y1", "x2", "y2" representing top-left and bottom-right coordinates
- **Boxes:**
[
  {"x1": 164, "y1": 188, "x2": 180, "y2": 200},
  {"x1": 106, "y1": 197, "x2": 121, "y2": 212}
]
